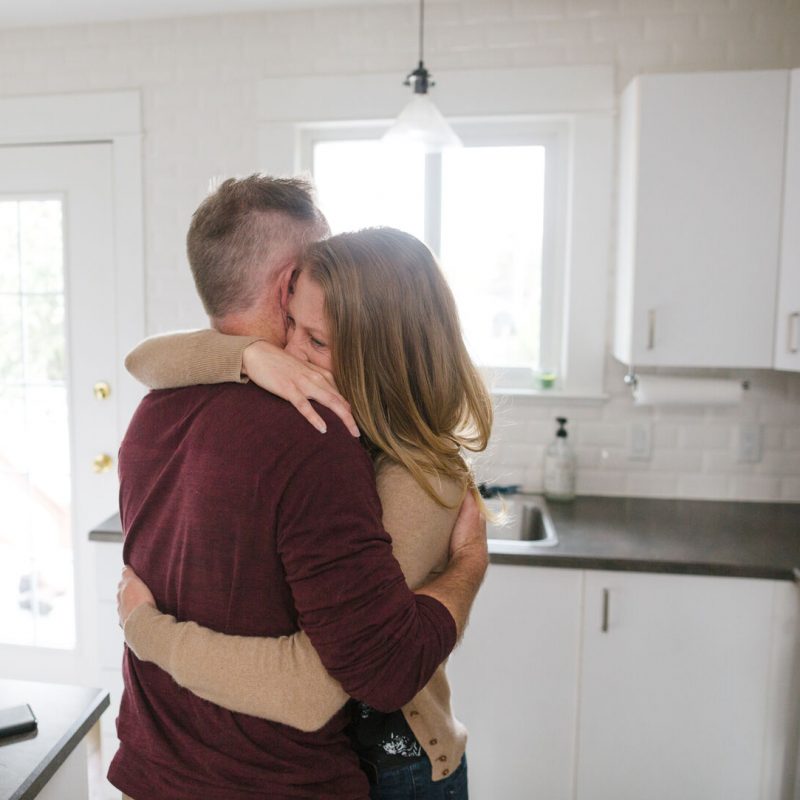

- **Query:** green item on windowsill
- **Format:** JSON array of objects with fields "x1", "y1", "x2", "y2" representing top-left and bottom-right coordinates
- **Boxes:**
[{"x1": 538, "y1": 371, "x2": 557, "y2": 389}]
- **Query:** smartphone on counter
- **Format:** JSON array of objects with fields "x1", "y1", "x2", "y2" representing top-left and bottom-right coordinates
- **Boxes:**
[{"x1": 0, "y1": 704, "x2": 38, "y2": 738}]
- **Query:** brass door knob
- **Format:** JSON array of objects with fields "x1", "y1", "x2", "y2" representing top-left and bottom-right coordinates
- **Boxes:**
[
  {"x1": 93, "y1": 381, "x2": 111, "y2": 400},
  {"x1": 92, "y1": 453, "x2": 114, "y2": 474}
]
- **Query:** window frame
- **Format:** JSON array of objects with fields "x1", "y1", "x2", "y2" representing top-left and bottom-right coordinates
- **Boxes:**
[
  {"x1": 299, "y1": 119, "x2": 570, "y2": 384},
  {"x1": 258, "y1": 66, "x2": 613, "y2": 399}
]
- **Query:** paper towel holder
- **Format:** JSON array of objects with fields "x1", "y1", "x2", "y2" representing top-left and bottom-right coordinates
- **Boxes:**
[{"x1": 623, "y1": 370, "x2": 750, "y2": 396}]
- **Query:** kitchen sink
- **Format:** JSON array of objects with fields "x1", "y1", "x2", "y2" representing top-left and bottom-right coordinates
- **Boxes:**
[{"x1": 484, "y1": 494, "x2": 559, "y2": 547}]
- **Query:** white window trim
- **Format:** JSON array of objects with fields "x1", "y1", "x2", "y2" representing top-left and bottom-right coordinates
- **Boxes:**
[{"x1": 257, "y1": 67, "x2": 613, "y2": 399}]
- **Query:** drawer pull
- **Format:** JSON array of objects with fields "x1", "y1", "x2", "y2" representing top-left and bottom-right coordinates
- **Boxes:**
[{"x1": 602, "y1": 588, "x2": 610, "y2": 633}]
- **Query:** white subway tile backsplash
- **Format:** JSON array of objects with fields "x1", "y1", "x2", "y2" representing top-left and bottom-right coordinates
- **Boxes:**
[
  {"x1": 591, "y1": 16, "x2": 645, "y2": 43},
  {"x1": 676, "y1": 473, "x2": 730, "y2": 500},
  {"x1": 626, "y1": 471, "x2": 679, "y2": 498},
  {"x1": 652, "y1": 424, "x2": 680, "y2": 448},
  {"x1": 677, "y1": 424, "x2": 731, "y2": 450},
  {"x1": 577, "y1": 423, "x2": 628, "y2": 448},
  {"x1": 780, "y1": 478, "x2": 800, "y2": 503},
  {"x1": 728, "y1": 475, "x2": 782, "y2": 502},
  {"x1": 643, "y1": 13, "x2": 699, "y2": 42},
  {"x1": 785, "y1": 428, "x2": 800, "y2": 450},
  {"x1": 649, "y1": 449, "x2": 704, "y2": 473},
  {"x1": 669, "y1": 39, "x2": 728, "y2": 68},
  {"x1": 577, "y1": 469, "x2": 629, "y2": 496},
  {"x1": 539, "y1": 18, "x2": 593, "y2": 42},
  {"x1": 698, "y1": 11, "x2": 757, "y2": 41},
  {"x1": 757, "y1": 451, "x2": 800, "y2": 476},
  {"x1": 486, "y1": 20, "x2": 540, "y2": 46}
]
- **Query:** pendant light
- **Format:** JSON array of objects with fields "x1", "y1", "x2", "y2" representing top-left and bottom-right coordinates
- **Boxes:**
[{"x1": 382, "y1": 0, "x2": 462, "y2": 152}]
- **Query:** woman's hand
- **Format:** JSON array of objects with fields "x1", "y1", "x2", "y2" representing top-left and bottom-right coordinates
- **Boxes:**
[
  {"x1": 242, "y1": 341, "x2": 359, "y2": 437},
  {"x1": 117, "y1": 565, "x2": 157, "y2": 627}
]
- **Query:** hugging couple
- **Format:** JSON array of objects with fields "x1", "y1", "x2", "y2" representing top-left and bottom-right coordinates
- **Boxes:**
[{"x1": 109, "y1": 174, "x2": 493, "y2": 800}]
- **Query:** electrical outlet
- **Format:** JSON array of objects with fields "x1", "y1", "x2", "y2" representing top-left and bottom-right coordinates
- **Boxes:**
[
  {"x1": 629, "y1": 421, "x2": 652, "y2": 460},
  {"x1": 736, "y1": 422, "x2": 763, "y2": 464}
]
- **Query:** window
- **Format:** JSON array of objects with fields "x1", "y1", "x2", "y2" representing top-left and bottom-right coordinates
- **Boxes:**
[
  {"x1": 305, "y1": 121, "x2": 568, "y2": 388},
  {"x1": 0, "y1": 198, "x2": 74, "y2": 649},
  {"x1": 260, "y1": 66, "x2": 614, "y2": 396}
]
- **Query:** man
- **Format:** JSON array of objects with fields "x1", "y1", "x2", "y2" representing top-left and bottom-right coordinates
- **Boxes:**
[{"x1": 108, "y1": 175, "x2": 487, "y2": 799}]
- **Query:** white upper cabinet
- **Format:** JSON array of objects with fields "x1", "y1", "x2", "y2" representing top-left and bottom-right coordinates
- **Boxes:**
[
  {"x1": 775, "y1": 69, "x2": 800, "y2": 371},
  {"x1": 614, "y1": 70, "x2": 788, "y2": 368}
]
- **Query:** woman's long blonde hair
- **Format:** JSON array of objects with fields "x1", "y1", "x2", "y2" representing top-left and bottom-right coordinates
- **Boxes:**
[{"x1": 302, "y1": 227, "x2": 492, "y2": 507}]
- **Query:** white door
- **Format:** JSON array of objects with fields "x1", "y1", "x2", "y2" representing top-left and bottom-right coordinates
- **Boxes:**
[
  {"x1": 447, "y1": 565, "x2": 583, "y2": 799},
  {"x1": 575, "y1": 570, "x2": 774, "y2": 800},
  {"x1": 0, "y1": 143, "x2": 120, "y2": 684},
  {"x1": 775, "y1": 69, "x2": 800, "y2": 372}
]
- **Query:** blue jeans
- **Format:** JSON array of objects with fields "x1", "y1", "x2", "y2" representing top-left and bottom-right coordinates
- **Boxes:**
[{"x1": 368, "y1": 754, "x2": 468, "y2": 800}]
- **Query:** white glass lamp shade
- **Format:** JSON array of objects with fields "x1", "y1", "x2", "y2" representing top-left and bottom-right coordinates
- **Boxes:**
[{"x1": 382, "y1": 94, "x2": 462, "y2": 152}]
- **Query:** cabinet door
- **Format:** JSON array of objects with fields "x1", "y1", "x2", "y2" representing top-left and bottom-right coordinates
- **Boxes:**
[
  {"x1": 616, "y1": 71, "x2": 787, "y2": 368},
  {"x1": 576, "y1": 570, "x2": 774, "y2": 800},
  {"x1": 447, "y1": 565, "x2": 582, "y2": 800},
  {"x1": 775, "y1": 69, "x2": 800, "y2": 371}
]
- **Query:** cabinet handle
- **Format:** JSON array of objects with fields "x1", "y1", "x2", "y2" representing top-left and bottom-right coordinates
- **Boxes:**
[
  {"x1": 647, "y1": 310, "x2": 656, "y2": 350},
  {"x1": 788, "y1": 312, "x2": 800, "y2": 354},
  {"x1": 601, "y1": 588, "x2": 610, "y2": 633}
]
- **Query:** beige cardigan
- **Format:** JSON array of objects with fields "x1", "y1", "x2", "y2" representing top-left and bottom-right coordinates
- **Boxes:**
[{"x1": 123, "y1": 330, "x2": 468, "y2": 780}]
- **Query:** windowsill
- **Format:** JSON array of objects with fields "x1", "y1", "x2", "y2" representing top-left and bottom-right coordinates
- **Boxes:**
[{"x1": 489, "y1": 388, "x2": 610, "y2": 403}]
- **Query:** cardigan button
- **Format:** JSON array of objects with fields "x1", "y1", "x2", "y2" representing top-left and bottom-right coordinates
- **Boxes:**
[
  {"x1": 442, "y1": 769, "x2": 450, "y2": 777},
  {"x1": 429, "y1": 738, "x2": 438, "y2": 745},
  {"x1": 438, "y1": 755, "x2": 447, "y2": 762}
]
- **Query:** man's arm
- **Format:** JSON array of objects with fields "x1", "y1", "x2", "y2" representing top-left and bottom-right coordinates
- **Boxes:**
[{"x1": 276, "y1": 408, "x2": 486, "y2": 713}]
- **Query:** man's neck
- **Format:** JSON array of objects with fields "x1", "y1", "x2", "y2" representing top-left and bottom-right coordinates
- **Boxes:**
[{"x1": 212, "y1": 311, "x2": 284, "y2": 347}]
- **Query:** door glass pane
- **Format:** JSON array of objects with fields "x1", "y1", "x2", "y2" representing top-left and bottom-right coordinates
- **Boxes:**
[
  {"x1": 0, "y1": 198, "x2": 74, "y2": 649},
  {"x1": 313, "y1": 140, "x2": 426, "y2": 237},
  {"x1": 439, "y1": 146, "x2": 546, "y2": 369}
]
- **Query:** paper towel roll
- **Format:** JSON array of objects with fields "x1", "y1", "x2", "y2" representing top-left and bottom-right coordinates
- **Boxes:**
[{"x1": 633, "y1": 376, "x2": 744, "y2": 406}]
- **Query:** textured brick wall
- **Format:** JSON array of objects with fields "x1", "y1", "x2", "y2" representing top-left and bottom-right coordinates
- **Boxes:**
[{"x1": 1, "y1": 0, "x2": 798, "y2": 501}]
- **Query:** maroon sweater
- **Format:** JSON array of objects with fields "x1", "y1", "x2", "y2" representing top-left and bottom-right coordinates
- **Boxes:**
[{"x1": 108, "y1": 383, "x2": 457, "y2": 800}]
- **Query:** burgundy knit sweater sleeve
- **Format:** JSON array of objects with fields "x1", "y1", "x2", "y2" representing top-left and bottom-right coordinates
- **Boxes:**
[{"x1": 276, "y1": 407, "x2": 457, "y2": 713}]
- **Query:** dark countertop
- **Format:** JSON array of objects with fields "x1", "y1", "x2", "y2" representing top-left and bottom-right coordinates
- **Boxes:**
[
  {"x1": 0, "y1": 679, "x2": 109, "y2": 800},
  {"x1": 492, "y1": 495, "x2": 800, "y2": 581},
  {"x1": 90, "y1": 495, "x2": 800, "y2": 582}
]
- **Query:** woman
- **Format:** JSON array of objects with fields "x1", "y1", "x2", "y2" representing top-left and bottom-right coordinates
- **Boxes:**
[{"x1": 118, "y1": 227, "x2": 492, "y2": 799}]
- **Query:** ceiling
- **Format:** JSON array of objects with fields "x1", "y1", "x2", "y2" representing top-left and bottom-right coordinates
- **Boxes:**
[{"x1": 0, "y1": 0, "x2": 412, "y2": 29}]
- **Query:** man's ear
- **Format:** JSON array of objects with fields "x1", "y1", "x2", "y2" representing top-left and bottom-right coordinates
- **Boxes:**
[{"x1": 277, "y1": 267, "x2": 298, "y2": 313}]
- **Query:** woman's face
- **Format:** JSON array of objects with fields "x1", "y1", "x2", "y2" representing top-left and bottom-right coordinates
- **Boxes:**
[{"x1": 284, "y1": 270, "x2": 333, "y2": 372}]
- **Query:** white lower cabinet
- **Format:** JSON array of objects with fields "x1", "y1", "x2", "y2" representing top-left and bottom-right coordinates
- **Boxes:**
[
  {"x1": 447, "y1": 565, "x2": 584, "y2": 799},
  {"x1": 576, "y1": 571, "x2": 778, "y2": 800},
  {"x1": 450, "y1": 564, "x2": 800, "y2": 800}
]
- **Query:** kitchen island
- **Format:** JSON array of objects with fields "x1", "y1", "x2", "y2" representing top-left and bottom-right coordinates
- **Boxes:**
[{"x1": 0, "y1": 679, "x2": 108, "y2": 800}]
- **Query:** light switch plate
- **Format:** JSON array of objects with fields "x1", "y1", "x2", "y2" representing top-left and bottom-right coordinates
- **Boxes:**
[
  {"x1": 736, "y1": 422, "x2": 763, "y2": 464},
  {"x1": 629, "y1": 421, "x2": 652, "y2": 460}
]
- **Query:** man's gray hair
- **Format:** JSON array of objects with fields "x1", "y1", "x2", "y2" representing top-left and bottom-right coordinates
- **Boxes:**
[{"x1": 187, "y1": 174, "x2": 328, "y2": 318}]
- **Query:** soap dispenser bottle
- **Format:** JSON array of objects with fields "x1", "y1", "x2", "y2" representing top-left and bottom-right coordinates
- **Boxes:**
[{"x1": 543, "y1": 417, "x2": 576, "y2": 502}]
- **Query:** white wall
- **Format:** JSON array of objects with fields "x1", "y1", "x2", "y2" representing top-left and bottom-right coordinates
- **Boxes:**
[{"x1": 1, "y1": 0, "x2": 799, "y2": 501}]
